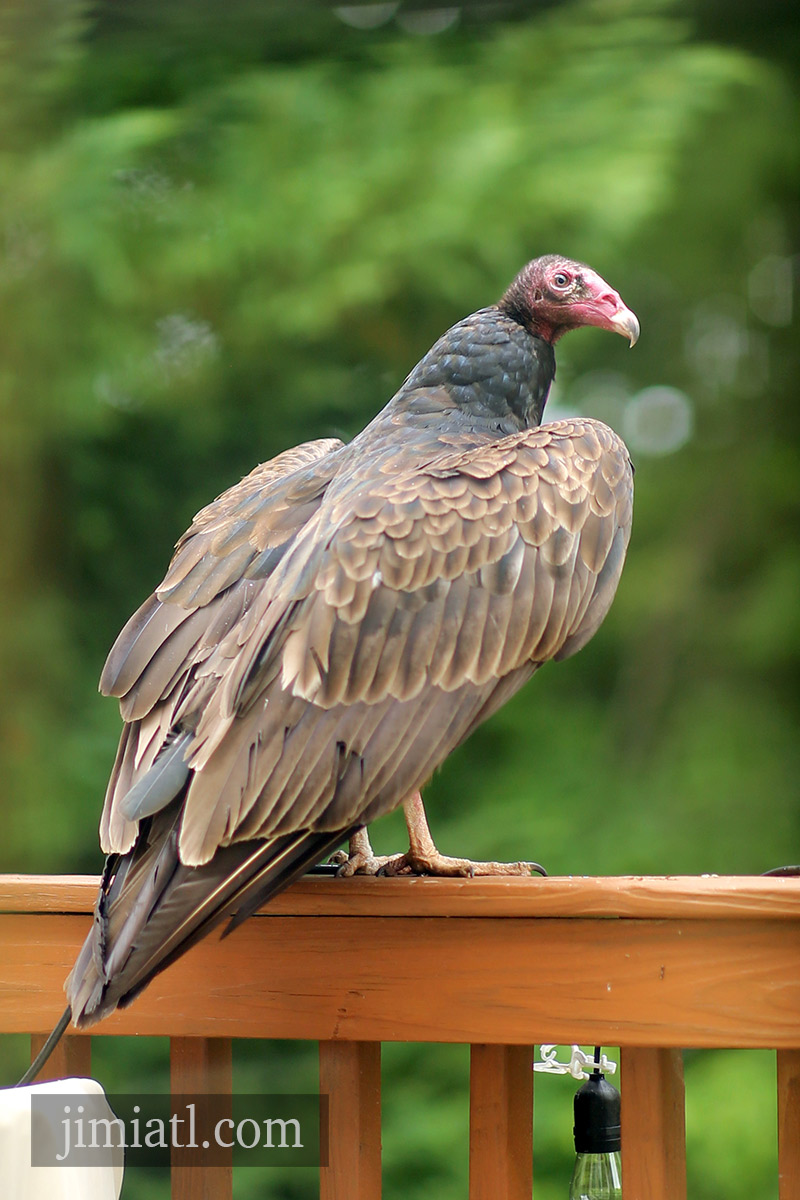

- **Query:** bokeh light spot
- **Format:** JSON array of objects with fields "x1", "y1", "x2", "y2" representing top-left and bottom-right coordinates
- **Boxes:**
[{"x1": 623, "y1": 386, "x2": 694, "y2": 456}]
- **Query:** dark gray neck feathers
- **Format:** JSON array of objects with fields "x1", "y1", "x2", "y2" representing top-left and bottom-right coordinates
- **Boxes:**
[{"x1": 395, "y1": 307, "x2": 555, "y2": 430}]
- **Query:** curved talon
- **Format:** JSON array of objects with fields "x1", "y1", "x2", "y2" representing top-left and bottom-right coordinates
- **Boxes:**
[
  {"x1": 376, "y1": 854, "x2": 440, "y2": 878},
  {"x1": 376, "y1": 856, "x2": 403, "y2": 878},
  {"x1": 375, "y1": 856, "x2": 415, "y2": 878},
  {"x1": 328, "y1": 848, "x2": 366, "y2": 877}
]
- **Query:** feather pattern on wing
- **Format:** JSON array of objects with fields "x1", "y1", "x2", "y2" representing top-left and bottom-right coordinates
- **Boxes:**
[{"x1": 98, "y1": 406, "x2": 631, "y2": 868}]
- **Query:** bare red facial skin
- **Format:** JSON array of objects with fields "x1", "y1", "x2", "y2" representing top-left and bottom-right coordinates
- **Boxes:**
[{"x1": 501, "y1": 257, "x2": 639, "y2": 347}]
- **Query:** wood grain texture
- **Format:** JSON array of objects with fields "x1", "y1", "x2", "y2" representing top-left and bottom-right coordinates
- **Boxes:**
[
  {"x1": 778, "y1": 1049, "x2": 800, "y2": 1200},
  {"x1": 469, "y1": 1044, "x2": 532, "y2": 1200},
  {"x1": 3, "y1": 873, "x2": 800, "y2": 919},
  {"x1": 319, "y1": 1041, "x2": 381, "y2": 1200},
  {"x1": 29, "y1": 1031, "x2": 91, "y2": 1081},
  {"x1": 4, "y1": 911, "x2": 800, "y2": 1047},
  {"x1": 169, "y1": 1037, "x2": 232, "y2": 1200},
  {"x1": 621, "y1": 1048, "x2": 686, "y2": 1200}
]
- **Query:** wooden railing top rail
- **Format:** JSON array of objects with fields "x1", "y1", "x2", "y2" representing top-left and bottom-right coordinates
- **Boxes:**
[
  {"x1": 2, "y1": 873, "x2": 799, "y2": 1049},
  {"x1": 2, "y1": 871, "x2": 799, "y2": 919}
]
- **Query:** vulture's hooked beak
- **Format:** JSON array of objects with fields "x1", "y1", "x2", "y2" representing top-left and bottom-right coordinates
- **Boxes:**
[
  {"x1": 610, "y1": 306, "x2": 640, "y2": 348},
  {"x1": 575, "y1": 271, "x2": 640, "y2": 347}
]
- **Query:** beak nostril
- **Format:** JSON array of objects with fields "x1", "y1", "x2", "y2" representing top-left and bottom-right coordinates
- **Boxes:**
[{"x1": 598, "y1": 290, "x2": 621, "y2": 310}]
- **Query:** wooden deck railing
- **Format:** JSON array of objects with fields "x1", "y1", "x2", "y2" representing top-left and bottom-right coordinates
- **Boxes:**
[{"x1": 2, "y1": 873, "x2": 800, "y2": 1198}]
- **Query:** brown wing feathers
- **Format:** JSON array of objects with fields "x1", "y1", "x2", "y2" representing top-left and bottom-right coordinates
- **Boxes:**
[
  {"x1": 276, "y1": 419, "x2": 631, "y2": 704},
  {"x1": 99, "y1": 416, "x2": 632, "y2": 864},
  {"x1": 145, "y1": 417, "x2": 632, "y2": 865},
  {"x1": 101, "y1": 437, "x2": 344, "y2": 702}
]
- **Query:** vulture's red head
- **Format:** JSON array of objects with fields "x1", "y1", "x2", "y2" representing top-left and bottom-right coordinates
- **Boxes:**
[{"x1": 500, "y1": 254, "x2": 639, "y2": 347}]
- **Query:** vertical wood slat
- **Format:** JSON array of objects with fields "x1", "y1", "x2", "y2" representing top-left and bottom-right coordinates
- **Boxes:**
[
  {"x1": 469, "y1": 1044, "x2": 533, "y2": 1200},
  {"x1": 778, "y1": 1049, "x2": 800, "y2": 1199},
  {"x1": 169, "y1": 1037, "x2": 233, "y2": 1200},
  {"x1": 319, "y1": 1041, "x2": 381, "y2": 1200},
  {"x1": 621, "y1": 1047, "x2": 686, "y2": 1200},
  {"x1": 30, "y1": 1032, "x2": 91, "y2": 1082}
]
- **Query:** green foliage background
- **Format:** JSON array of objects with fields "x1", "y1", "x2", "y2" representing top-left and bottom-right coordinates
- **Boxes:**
[{"x1": 0, "y1": 1, "x2": 797, "y2": 1196}]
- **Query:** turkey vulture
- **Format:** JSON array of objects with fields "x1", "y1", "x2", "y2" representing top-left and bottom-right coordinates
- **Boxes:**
[{"x1": 65, "y1": 254, "x2": 638, "y2": 1028}]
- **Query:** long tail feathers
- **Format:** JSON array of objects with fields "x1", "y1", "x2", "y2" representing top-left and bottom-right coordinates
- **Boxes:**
[
  {"x1": 66, "y1": 803, "x2": 351, "y2": 1029},
  {"x1": 15, "y1": 1007, "x2": 72, "y2": 1087}
]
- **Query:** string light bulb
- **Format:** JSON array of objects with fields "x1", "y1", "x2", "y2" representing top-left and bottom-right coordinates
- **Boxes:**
[{"x1": 568, "y1": 1047, "x2": 621, "y2": 1199}]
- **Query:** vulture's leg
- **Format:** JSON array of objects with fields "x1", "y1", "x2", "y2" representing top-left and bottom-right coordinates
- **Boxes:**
[
  {"x1": 383, "y1": 791, "x2": 546, "y2": 877},
  {"x1": 330, "y1": 794, "x2": 546, "y2": 878}
]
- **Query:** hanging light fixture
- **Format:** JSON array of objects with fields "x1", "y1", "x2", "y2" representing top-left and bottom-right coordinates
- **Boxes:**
[{"x1": 569, "y1": 1047, "x2": 621, "y2": 1200}]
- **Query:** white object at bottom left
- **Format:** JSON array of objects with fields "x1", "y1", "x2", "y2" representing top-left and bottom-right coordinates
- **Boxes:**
[{"x1": 0, "y1": 1077, "x2": 124, "y2": 1199}]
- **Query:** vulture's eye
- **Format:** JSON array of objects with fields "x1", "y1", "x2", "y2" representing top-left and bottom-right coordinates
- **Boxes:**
[{"x1": 552, "y1": 271, "x2": 571, "y2": 289}]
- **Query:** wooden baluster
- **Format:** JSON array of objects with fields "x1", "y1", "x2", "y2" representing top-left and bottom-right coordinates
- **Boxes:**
[
  {"x1": 778, "y1": 1049, "x2": 800, "y2": 1199},
  {"x1": 319, "y1": 1041, "x2": 381, "y2": 1200},
  {"x1": 620, "y1": 1047, "x2": 686, "y2": 1200},
  {"x1": 170, "y1": 1037, "x2": 233, "y2": 1200},
  {"x1": 469, "y1": 1044, "x2": 533, "y2": 1200},
  {"x1": 29, "y1": 1031, "x2": 91, "y2": 1081}
]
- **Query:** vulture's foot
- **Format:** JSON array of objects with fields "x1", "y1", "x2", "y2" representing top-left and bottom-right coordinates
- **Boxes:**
[
  {"x1": 329, "y1": 828, "x2": 408, "y2": 877},
  {"x1": 381, "y1": 791, "x2": 546, "y2": 877},
  {"x1": 378, "y1": 850, "x2": 545, "y2": 878}
]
